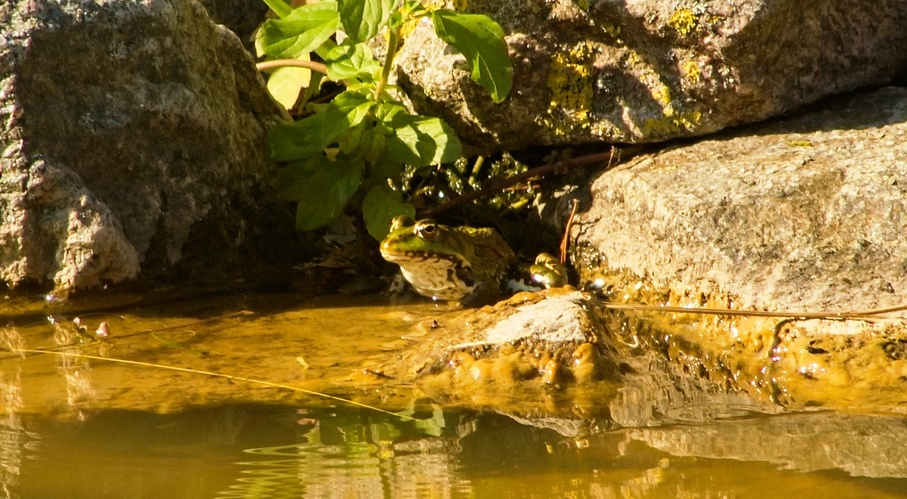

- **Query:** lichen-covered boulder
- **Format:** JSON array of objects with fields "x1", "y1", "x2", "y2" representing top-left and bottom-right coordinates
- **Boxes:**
[
  {"x1": 0, "y1": 0, "x2": 290, "y2": 292},
  {"x1": 568, "y1": 86, "x2": 907, "y2": 412},
  {"x1": 395, "y1": 0, "x2": 907, "y2": 151}
]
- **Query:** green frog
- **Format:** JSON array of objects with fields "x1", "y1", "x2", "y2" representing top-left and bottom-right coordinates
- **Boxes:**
[{"x1": 380, "y1": 216, "x2": 567, "y2": 306}]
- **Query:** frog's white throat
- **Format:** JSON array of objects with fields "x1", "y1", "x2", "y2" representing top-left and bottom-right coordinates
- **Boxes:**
[{"x1": 394, "y1": 254, "x2": 475, "y2": 302}]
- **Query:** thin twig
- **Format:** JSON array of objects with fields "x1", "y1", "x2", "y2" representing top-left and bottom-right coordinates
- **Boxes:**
[
  {"x1": 603, "y1": 301, "x2": 907, "y2": 320},
  {"x1": 559, "y1": 198, "x2": 578, "y2": 264},
  {"x1": 12, "y1": 348, "x2": 416, "y2": 421}
]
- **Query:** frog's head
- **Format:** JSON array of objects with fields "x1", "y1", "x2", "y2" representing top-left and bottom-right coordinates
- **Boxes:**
[
  {"x1": 379, "y1": 216, "x2": 467, "y2": 265},
  {"x1": 379, "y1": 216, "x2": 477, "y2": 301}
]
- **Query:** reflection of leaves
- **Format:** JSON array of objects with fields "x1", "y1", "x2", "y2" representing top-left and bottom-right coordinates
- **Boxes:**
[
  {"x1": 258, "y1": 2, "x2": 340, "y2": 58},
  {"x1": 362, "y1": 184, "x2": 415, "y2": 240},
  {"x1": 431, "y1": 10, "x2": 512, "y2": 103},
  {"x1": 278, "y1": 155, "x2": 364, "y2": 231}
]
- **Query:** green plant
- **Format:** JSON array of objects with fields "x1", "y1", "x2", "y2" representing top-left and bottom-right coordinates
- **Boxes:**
[{"x1": 256, "y1": 0, "x2": 513, "y2": 239}]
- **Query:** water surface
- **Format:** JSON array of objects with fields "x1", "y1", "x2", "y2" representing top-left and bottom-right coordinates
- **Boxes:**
[{"x1": 0, "y1": 291, "x2": 905, "y2": 498}]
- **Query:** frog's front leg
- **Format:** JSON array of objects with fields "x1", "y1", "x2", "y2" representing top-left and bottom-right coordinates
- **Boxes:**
[
  {"x1": 530, "y1": 253, "x2": 568, "y2": 288},
  {"x1": 504, "y1": 253, "x2": 568, "y2": 294}
]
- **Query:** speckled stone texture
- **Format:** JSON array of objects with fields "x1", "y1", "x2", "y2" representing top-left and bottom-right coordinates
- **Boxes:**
[
  {"x1": 568, "y1": 87, "x2": 907, "y2": 411},
  {"x1": 572, "y1": 87, "x2": 907, "y2": 314},
  {"x1": 394, "y1": 0, "x2": 907, "y2": 151},
  {"x1": 0, "y1": 0, "x2": 290, "y2": 291}
]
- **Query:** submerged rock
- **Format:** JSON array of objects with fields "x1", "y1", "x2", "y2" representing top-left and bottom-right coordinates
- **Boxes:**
[
  {"x1": 395, "y1": 289, "x2": 622, "y2": 392},
  {"x1": 570, "y1": 86, "x2": 907, "y2": 412},
  {"x1": 395, "y1": 0, "x2": 907, "y2": 150},
  {"x1": 0, "y1": 0, "x2": 290, "y2": 292}
]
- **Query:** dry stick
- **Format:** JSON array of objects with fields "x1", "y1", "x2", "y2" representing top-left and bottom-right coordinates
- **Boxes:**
[
  {"x1": 13, "y1": 348, "x2": 416, "y2": 421},
  {"x1": 558, "y1": 147, "x2": 620, "y2": 264},
  {"x1": 422, "y1": 147, "x2": 641, "y2": 216},
  {"x1": 603, "y1": 301, "x2": 907, "y2": 320},
  {"x1": 559, "y1": 198, "x2": 579, "y2": 264}
]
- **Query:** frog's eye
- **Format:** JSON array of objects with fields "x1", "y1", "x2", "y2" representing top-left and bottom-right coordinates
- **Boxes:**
[{"x1": 415, "y1": 220, "x2": 439, "y2": 241}]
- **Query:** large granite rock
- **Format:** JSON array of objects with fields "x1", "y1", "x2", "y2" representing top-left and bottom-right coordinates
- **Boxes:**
[
  {"x1": 197, "y1": 0, "x2": 269, "y2": 52},
  {"x1": 0, "y1": 0, "x2": 290, "y2": 292},
  {"x1": 395, "y1": 0, "x2": 907, "y2": 151},
  {"x1": 569, "y1": 86, "x2": 907, "y2": 412}
]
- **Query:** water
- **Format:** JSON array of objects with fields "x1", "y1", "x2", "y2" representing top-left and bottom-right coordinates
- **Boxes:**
[{"x1": 0, "y1": 291, "x2": 905, "y2": 498}]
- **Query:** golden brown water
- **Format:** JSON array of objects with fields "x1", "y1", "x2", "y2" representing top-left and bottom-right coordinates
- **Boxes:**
[{"x1": 1, "y1": 291, "x2": 906, "y2": 498}]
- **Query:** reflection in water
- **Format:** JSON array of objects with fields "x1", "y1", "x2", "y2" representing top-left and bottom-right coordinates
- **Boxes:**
[
  {"x1": 0, "y1": 327, "x2": 41, "y2": 499},
  {"x1": 0, "y1": 403, "x2": 900, "y2": 498},
  {"x1": 49, "y1": 317, "x2": 94, "y2": 411},
  {"x1": 0, "y1": 292, "x2": 905, "y2": 497},
  {"x1": 216, "y1": 407, "x2": 907, "y2": 498},
  {"x1": 219, "y1": 407, "x2": 472, "y2": 498}
]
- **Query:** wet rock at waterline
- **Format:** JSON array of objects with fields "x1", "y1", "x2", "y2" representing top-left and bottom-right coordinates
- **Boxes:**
[
  {"x1": 569, "y1": 86, "x2": 907, "y2": 412},
  {"x1": 394, "y1": 289, "x2": 622, "y2": 391},
  {"x1": 395, "y1": 0, "x2": 907, "y2": 151},
  {"x1": 0, "y1": 0, "x2": 290, "y2": 292}
]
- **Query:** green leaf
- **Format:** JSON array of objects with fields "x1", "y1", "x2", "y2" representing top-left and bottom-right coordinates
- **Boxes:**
[
  {"x1": 372, "y1": 148, "x2": 405, "y2": 179},
  {"x1": 268, "y1": 120, "x2": 324, "y2": 161},
  {"x1": 324, "y1": 42, "x2": 382, "y2": 82},
  {"x1": 337, "y1": 123, "x2": 364, "y2": 154},
  {"x1": 430, "y1": 10, "x2": 512, "y2": 103},
  {"x1": 279, "y1": 154, "x2": 363, "y2": 231},
  {"x1": 387, "y1": 114, "x2": 462, "y2": 166},
  {"x1": 267, "y1": 107, "x2": 351, "y2": 161},
  {"x1": 258, "y1": 2, "x2": 341, "y2": 59},
  {"x1": 331, "y1": 90, "x2": 375, "y2": 127},
  {"x1": 266, "y1": 65, "x2": 311, "y2": 110},
  {"x1": 362, "y1": 183, "x2": 415, "y2": 240},
  {"x1": 375, "y1": 101, "x2": 408, "y2": 123},
  {"x1": 276, "y1": 159, "x2": 315, "y2": 201},
  {"x1": 338, "y1": 0, "x2": 396, "y2": 43},
  {"x1": 261, "y1": 0, "x2": 292, "y2": 19},
  {"x1": 359, "y1": 127, "x2": 387, "y2": 163}
]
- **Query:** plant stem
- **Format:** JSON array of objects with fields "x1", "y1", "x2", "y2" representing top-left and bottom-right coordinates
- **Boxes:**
[
  {"x1": 256, "y1": 59, "x2": 329, "y2": 75},
  {"x1": 374, "y1": 26, "x2": 401, "y2": 101}
]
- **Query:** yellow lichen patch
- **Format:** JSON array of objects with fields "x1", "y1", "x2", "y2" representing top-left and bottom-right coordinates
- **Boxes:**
[
  {"x1": 538, "y1": 41, "x2": 597, "y2": 136},
  {"x1": 640, "y1": 80, "x2": 701, "y2": 136},
  {"x1": 682, "y1": 59, "x2": 701, "y2": 83},
  {"x1": 642, "y1": 109, "x2": 702, "y2": 136},
  {"x1": 653, "y1": 83, "x2": 673, "y2": 106},
  {"x1": 667, "y1": 8, "x2": 699, "y2": 37}
]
